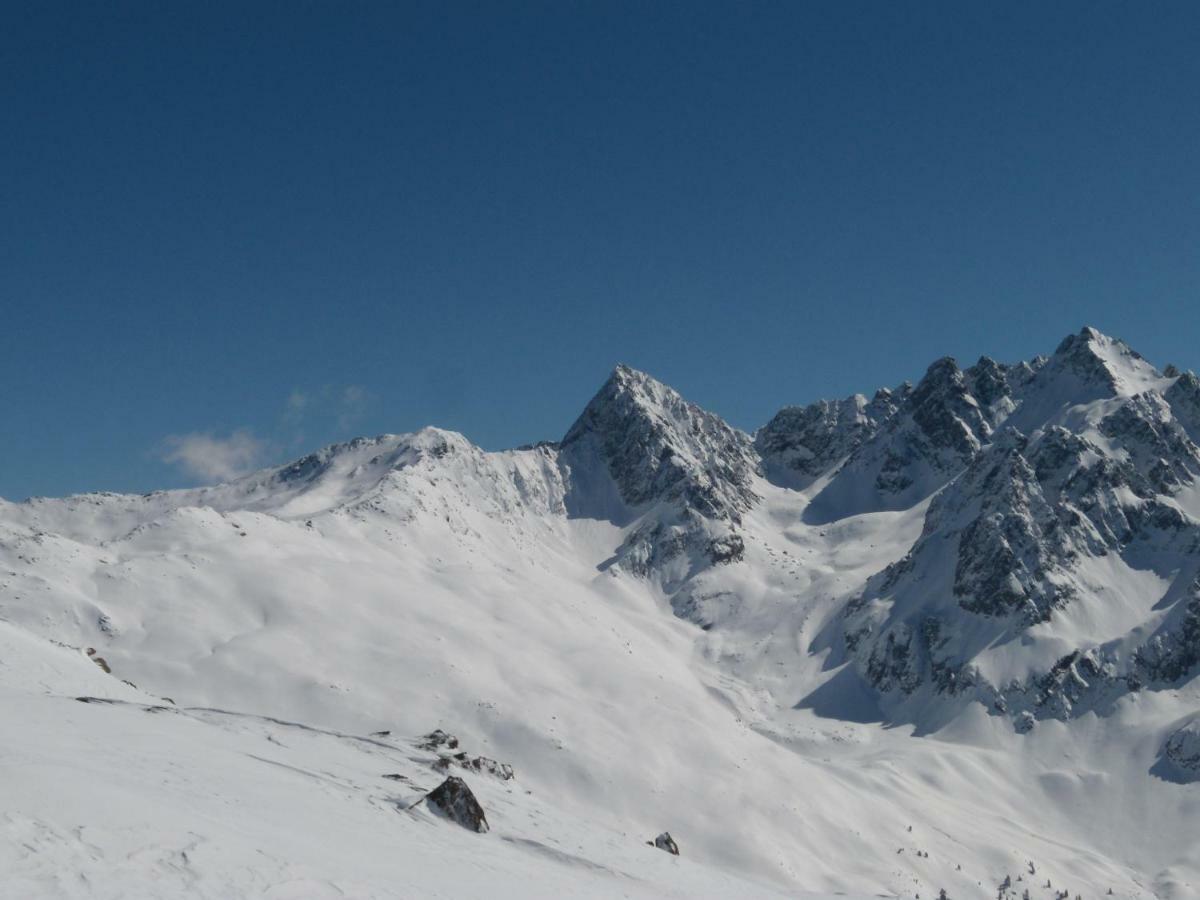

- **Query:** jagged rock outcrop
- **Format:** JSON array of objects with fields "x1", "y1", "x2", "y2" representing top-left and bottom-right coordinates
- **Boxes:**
[
  {"x1": 552, "y1": 331, "x2": 1200, "y2": 733},
  {"x1": 756, "y1": 389, "x2": 901, "y2": 482},
  {"x1": 1165, "y1": 371, "x2": 1200, "y2": 442},
  {"x1": 425, "y1": 776, "x2": 489, "y2": 833},
  {"x1": 836, "y1": 328, "x2": 1200, "y2": 727},
  {"x1": 561, "y1": 365, "x2": 758, "y2": 522},
  {"x1": 560, "y1": 365, "x2": 757, "y2": 583},
  {"x1": 803, "y1": 355, "x2": 1034, "y2": 520},
  {"x1": 10, "y1": 325, "x2": 1200, "y2": 751}
]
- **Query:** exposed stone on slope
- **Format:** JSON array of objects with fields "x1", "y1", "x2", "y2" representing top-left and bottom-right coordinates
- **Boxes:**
[
  {"x1": 1163, "y1": 719, "x2": 1200, "y2": 774},
  {"x1": 649, "y1": 832, "x2": 679, "y2": 855},
  {"x1": 419, "y1": 729, "x2": 460, "y2": 751},
  {"x1": 433, "y1": 753, "x2": 515, "y2": 781},
  {"x1": 420, "y1": 730, "x2": 515, "y2": 781},
  {"x1": 424, "y1": 776, "x2": 489, "y2": 833}
]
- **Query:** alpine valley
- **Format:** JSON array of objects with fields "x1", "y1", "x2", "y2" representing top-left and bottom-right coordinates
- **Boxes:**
[{"x1": 3, "y1": 327, "x2": 1199, "y2": 899}]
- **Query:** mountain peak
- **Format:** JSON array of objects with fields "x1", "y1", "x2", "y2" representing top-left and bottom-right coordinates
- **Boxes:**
[
  {"x1": 920, "y1": 356, "x2": 962, "y2": 381},
  {"x1": 608, "y1": 362, "x2": 648, "y2": 384},
  {"x1": 563, "y1": 365, "x2": 690, "y2": 445},
  {"x1": 561, "y1": 365, "x2": 757, "y2": 521},
  {"x1": 1049, "y1": 325, "x2": 1160, "y2": 395},
  {"x1": 604, "y1": 362, "x2": 675, "y2": 399},
  {"x1": 1053, "y1": 325, "x2": 1112, "y2": 357}
]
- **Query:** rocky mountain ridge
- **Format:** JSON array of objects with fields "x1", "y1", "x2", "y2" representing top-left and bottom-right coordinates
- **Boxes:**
[
  {"x1": 8, "y1": 328, "x2": 1199, "y2": 737},
  {"x1": 4, "y1": 326, "x2": 1200, "y2": 898}
]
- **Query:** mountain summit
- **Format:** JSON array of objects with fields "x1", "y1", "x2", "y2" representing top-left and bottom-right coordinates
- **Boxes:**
[{"x1": 562, "y1": 364, "x2": 758, "y2": 521}]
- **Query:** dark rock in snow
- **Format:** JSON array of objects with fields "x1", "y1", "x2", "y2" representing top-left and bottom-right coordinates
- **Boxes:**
[
  {"x1": 648, "y1": 831, "x2": 679, "y2": 855},
  {"x1": 1163, "y1": 719, "x2": 1200, "y2": 774},
  {"x1": 425, "y1": 776, "x2": 489, "y2": 833},
  {"x1": 431, "y1": 750, "x2": 515, "y2": 781},
  {"x1": 460, "y1": 755, "x2": 514, "y2": 781},
  {"x1": 419, "y1": 729, "x2": 459, "y2": 751}
]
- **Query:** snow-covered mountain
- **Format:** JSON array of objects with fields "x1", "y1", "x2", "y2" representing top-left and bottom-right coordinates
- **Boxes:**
[{"x1": 3, "y1": 327, "x2": 1200, "y2": 899}]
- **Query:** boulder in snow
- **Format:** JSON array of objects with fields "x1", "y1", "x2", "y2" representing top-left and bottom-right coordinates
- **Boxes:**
[
  {"x1": 419, "y1": 729, "x2": 459, "y2": 751},
  {"x1": 425, "y1": 776, "x2": 488, "y2": 833},
  {"x1": 1164, "y1": 719, "x2": 1200, "y2": 774},
  {"x1": 648, "y1": 831, "x2": 679, "y2": 855}
]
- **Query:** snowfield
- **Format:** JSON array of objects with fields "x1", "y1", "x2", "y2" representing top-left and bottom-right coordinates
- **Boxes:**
[{"x1": 3, "y1": 328, "x2": 1199, "y2": 898}]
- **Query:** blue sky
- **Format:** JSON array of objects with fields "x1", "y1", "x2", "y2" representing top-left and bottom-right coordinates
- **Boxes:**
[{"x1": 2, "y1": 2, "x2": 1198, "y2": 499}]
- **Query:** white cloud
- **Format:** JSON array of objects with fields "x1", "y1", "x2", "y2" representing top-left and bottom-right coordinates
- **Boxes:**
[
  {"x1": 159, "y1": 430, "x2": 267, "y2": 483},
  {"x1": 337, "y1": 385, "x2": 369, "y2": 430},
  {"x1": 283, "y1": 390, "x2": 309, "y2": 424},
  {"x1": 160, "y1": 384, "x2": 371, "y2": 484},
  {"x1": 280, "y1": 385, "x2": 370, "y2": 432}
]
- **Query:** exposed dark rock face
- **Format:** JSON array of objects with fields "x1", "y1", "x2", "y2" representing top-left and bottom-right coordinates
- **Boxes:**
[
  {"x1": 562, "y1": 365, "x2": 758, "y2": 523},
  {"x1": 908, "y1": 357, "x2": 992, "y2": 462},
  {"x1": 1163, "y1": 719, "x2": 1200, "y2": 775},
  {"x1": 1098, "y1": 393, "x2": 1200, "y2": 491},
  {"x1": 425, "y1": 776, "x2": 489, "y2": 833},
  {"x1": 561, "y1": 365, "x2": 757, "y2": 583},
  {"x1": 1165, "y1": 371, "x2": 1200, "y2": 442},
  {"x1": 1052, "y1": 327, "x2": 1125, "y2": 390},
  {"x1": 950, "y1": 435, "x2": 1076, "y2": 622},
  {"x1": 837, "y1": 329, "x2": 1200, "y2": 728},
  {"x1": 965, "y1": 355, "x2": 1021, "y2": 412},
  {"x1": 756, "y1": 388, "x2": 901, "y2": 480},
  {"x1": 1132, "y1": 575, "x2": 1200, "y2": 685}
]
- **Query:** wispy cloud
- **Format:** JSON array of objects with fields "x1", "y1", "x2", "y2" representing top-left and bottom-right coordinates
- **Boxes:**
[
  {"x1": 159, "y1": 430, "x2": 267, "y2": 483},
  {"x1": 159, "y1": 385, "x2": 372, "y2": 483},
  {"x1": 281, "y1": 384, "x2": 371, "y2": 432},
  {"x1": 283, "y1": 389, "x2": 310, "y2": 424},
  {"x1": 336, "y1": 384, "x2": 370, "y2": 430}
]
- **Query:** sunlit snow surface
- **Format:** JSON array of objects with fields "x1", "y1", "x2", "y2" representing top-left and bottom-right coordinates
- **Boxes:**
[{"x1": 3, "y1": 329, "x2": 1200, "y2": 898}]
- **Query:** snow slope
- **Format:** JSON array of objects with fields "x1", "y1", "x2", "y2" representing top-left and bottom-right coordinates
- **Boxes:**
[
  {"x1": 3, "y1": 328, "x2": 1200, "y2": 898},
  {"x1": 0, "y1": 621, "x2": 807, "y2": 900}
]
